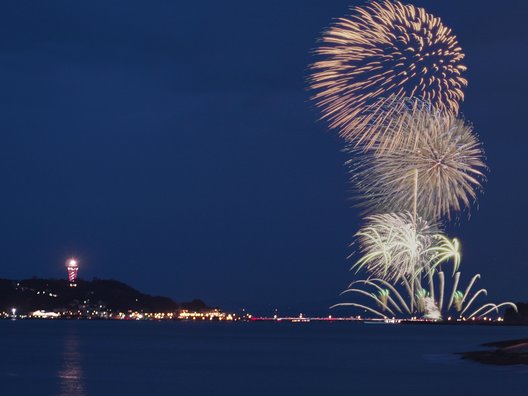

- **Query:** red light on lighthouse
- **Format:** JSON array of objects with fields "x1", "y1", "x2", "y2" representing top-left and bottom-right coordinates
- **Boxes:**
[{"x1": 66, "y1": 258, "x2": 79, "y2": 287}]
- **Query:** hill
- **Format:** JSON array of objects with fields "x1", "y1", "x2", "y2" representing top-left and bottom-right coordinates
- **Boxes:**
[{"x1": 0, "y1": 278, "x2": 208, "y2": 315}]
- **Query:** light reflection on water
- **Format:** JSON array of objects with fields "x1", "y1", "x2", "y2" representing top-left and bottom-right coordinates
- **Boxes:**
[{"x1": 58, "y1": 330, "x2": 84, "y2": 396}]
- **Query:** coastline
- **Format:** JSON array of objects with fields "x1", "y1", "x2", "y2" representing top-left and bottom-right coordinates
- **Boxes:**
[{"x1": 459, "y1": 338, "x2": 528, "y2": 365}]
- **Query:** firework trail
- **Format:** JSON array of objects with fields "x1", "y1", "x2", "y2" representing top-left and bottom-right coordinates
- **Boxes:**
[
  {"x1": 347, "y1": 99, "x2": 486, "y2": 221},
  {"x1": 332, "y1": 272, "x2": 517, "y2": 320},
  {"x1": 309, "y1": 0, "x2": 467, "y2": 146}
]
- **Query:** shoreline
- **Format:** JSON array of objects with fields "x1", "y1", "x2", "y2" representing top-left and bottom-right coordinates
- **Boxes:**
[
  {"x1": 2, "y1": 316, "x2": 527, "y2": 327},
  {"x1": 459, "y1": 338, "x2": 528, "y2": 365}
]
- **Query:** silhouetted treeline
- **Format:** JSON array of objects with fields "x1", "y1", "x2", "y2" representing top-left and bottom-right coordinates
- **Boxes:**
[{"x1": 0, "y1": 278, "x2": 209, "y2": 314}]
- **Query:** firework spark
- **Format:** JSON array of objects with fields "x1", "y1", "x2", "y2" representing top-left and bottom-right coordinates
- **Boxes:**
[
  {"x1": 309, "y1": 0, "x2": 467, "y2": 145},
  {"x1": 353, "y1": 212, "x2": 459, "y2": 281},
  {"x1": 348, "y1": 100, "x2": 486, "y2": 220}
]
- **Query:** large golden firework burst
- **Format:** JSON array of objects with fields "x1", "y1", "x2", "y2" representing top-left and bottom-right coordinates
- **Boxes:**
[
  {"x1": 347, "y1": 99, "x2": 486, "y2": 221},
  {"x1": 309, "y1": 0, "x2": 467, "y2": 146}
]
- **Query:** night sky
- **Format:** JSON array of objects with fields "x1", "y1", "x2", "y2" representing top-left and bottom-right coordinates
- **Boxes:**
[{"x1": 1, "y1": 0, "x2": 527, "y2": 314}]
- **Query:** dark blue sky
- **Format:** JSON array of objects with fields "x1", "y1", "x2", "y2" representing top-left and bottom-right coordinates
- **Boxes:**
[{"x1": 0, "y1": 0, "x2": 527, "y2": 314}]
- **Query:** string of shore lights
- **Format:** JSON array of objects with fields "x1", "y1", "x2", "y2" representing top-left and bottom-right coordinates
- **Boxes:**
[{"x1": 308, "y1": 0, "x2": 516, "y2": 320}]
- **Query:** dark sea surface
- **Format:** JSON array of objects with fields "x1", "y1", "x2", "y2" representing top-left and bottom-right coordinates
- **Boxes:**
[{"x1": 1, "y1": 320, "x2": 526, "y2": 396}]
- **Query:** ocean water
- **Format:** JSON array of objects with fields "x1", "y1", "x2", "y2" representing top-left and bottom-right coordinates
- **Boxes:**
[{"x1": 1, "y1": 321, "x2": 526, "y2": 396}]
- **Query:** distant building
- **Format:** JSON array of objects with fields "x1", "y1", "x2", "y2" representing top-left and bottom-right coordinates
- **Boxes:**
[
  {"x1": 66, "y1": 258, "x2": 79, "y2": 287},
  {"x1": 178, "y1": 308, "x2": 235, "y2": 321},
  {"x1": 31, "y1": 310, "x2": 60, "y2": 318}
]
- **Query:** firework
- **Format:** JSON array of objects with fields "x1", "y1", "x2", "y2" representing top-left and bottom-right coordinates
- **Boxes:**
[
  {"x1": 307, "y1": 1, "x2": 512, "y2": 323},
  {"x1": 309, "y1": 0, "x2": 467, "y2": 145},
  {"x1": 348, "y1": 101, "x2": 486, "y2": 220},
  {"x1": 333, "y1": 272, "x2": 517, "y2": 320},
  {"x1": 427, "y1": 235, "x2": 461, "y2": 274},
  {"x1": 353, "y1": 212, "x2": 459, "y2": 281}
]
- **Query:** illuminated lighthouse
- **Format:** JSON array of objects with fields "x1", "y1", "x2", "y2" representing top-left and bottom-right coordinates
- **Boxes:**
[{"x1": 66, "y1": 258, "x2": 79, "y2": 287}]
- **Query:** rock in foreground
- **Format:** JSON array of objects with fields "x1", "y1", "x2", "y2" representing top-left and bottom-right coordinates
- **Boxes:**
[{"x1": 460, "y1": 339, "x2": 528, "y2": 365}]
